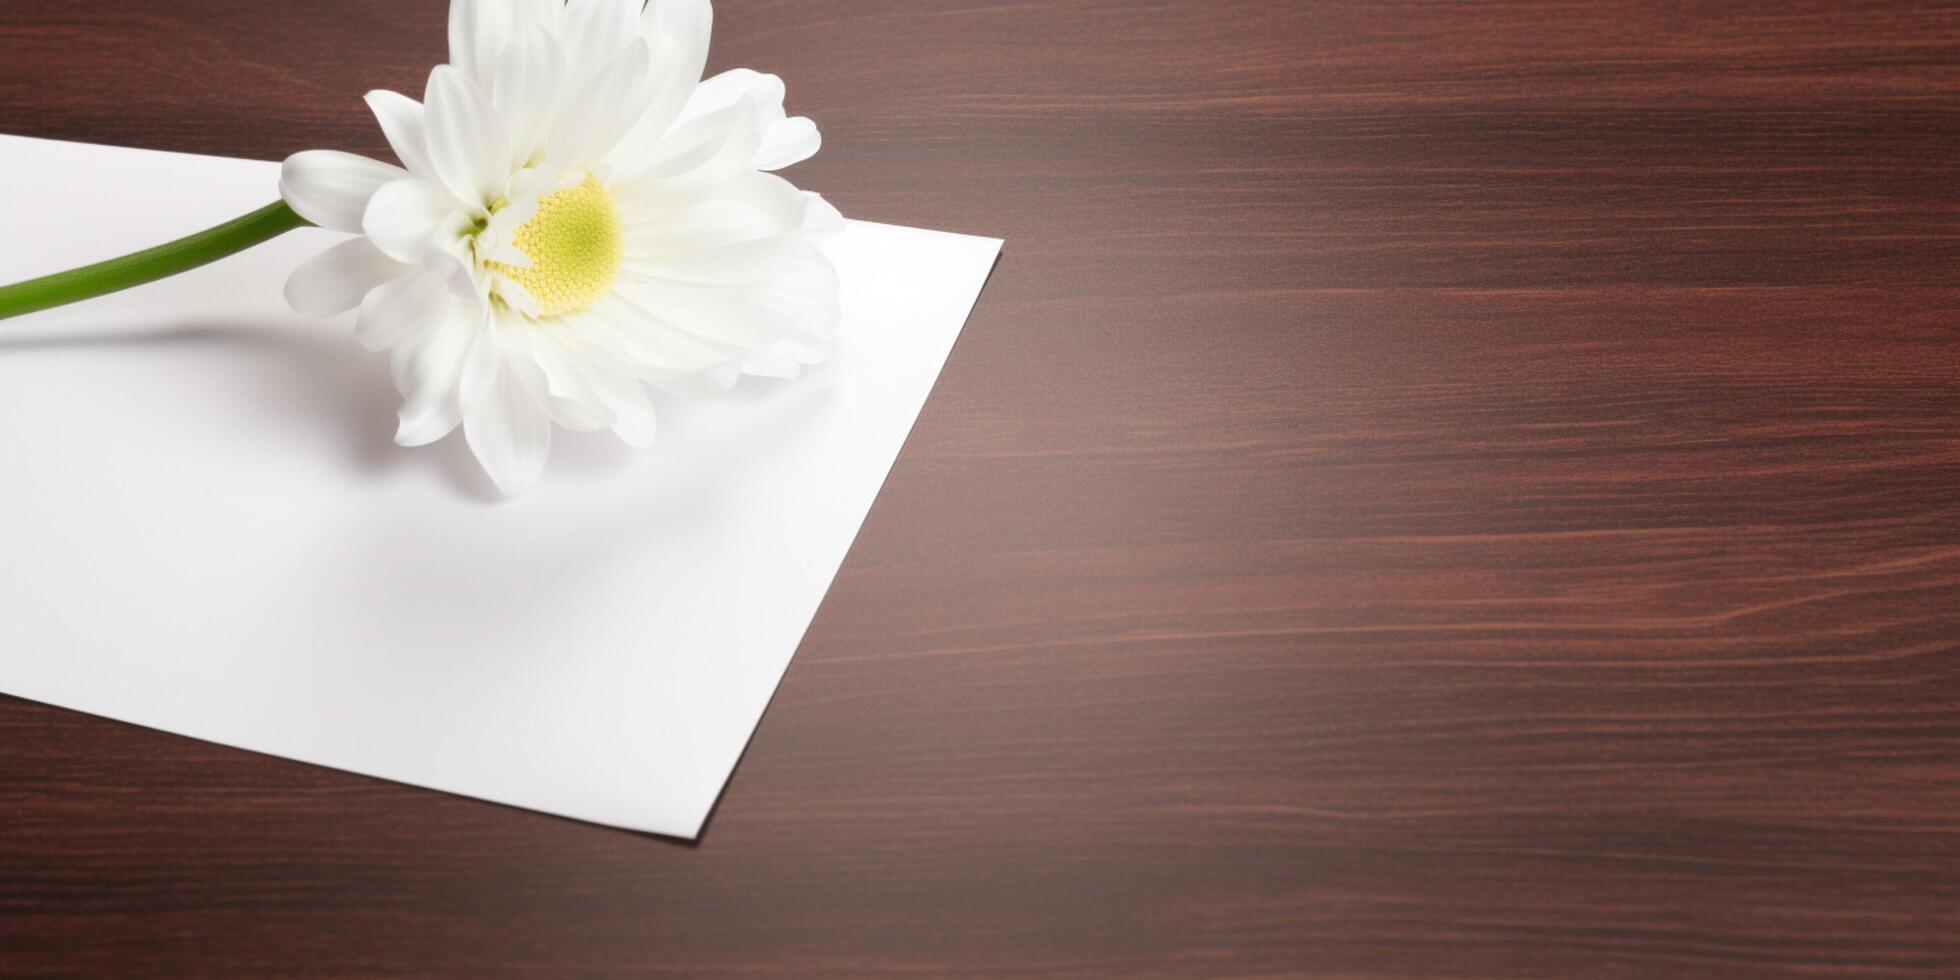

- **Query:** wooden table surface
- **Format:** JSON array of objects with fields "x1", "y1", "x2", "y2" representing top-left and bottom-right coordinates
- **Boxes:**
[{"x1": 5, "y1": 0, "x2": 1960, "y2": 975}]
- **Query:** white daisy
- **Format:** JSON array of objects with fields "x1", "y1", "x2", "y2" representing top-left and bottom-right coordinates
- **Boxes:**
[{"x1": 277, "y1": 0, "x2": 843, "y2": 495}]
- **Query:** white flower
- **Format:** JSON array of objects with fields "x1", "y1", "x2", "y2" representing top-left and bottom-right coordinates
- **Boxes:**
[{"x1": 278, "y1": 0, "x2": 843, "y2": 495}]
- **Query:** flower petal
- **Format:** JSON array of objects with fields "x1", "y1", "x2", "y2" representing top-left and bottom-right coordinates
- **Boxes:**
[
  {"x1": 424, "y1": 216, "x2": 484, "y2": 301},
  {"x1": 461, "y1": 329, "x2": 553, "y2": 497},
  {"x1": 513, "y1": 0, "x2": 563, "y2": 32},
  {"x1": 606, "y1": 0, "x2": 714, "y2": 166},
  {"x1": 422, "y1": 64, "x2": 512, "y2": 211},
  {"x1": 357, "y1": 269, "x2": 453, "y2": 352},
  {"x1": 614, "y1": 274, "x2": 834, "y2": 349},
  {"x1": 491, "y1": 22, "x2": 562, "y2": 168},
  {"x1": 557, "y1": 0, "x2": 641, "y2": 88},
  {"x1": 642, "y1": 360, "x2": 741, "y2": 399},
  {"x1": 627, "y1": 237, "x2": 830, "y2": 285},
  {"x1": 609, "y1": 90, "x2": 765, "y2": 203},
  {"x1": 621, "y1": 171, "x2": 805, "y2": 256},
  {"x1": 391, "y1": 298, "x2": 480, "y2": 446},
  {"x1": 365, "y1": 89, "x2": 435, "y2": 178},
  {"x1": 545, "y1": 37, "x2": 652, "y2": 169},
  {"x1": 676, "y1": 68, "x2": 782, "y2": 128},
  {"x1": 577, "y1": 362, "x2": 660, "y2": 447},
  {"x1": 580, "y1": 295, "x2": 739, "y2": 373},
  {"x1": 279, "y1": 151, "x2": 405, "y2": 232},
  {"x1": 668, "y1": 68, "x2": 819, "y2": 172},
  {"x1": 642, "y1": 0, "x2": 712, "y2": 89},
  {"x1": 602, "y1": 32, "x2": 697, "y2": 174},
  {"x1": 607, "y1": 388, "x2": 658, "y2": 446},
  {"x1": 757, "y1": 116, "x2": 820, "y2": 172},
  {"x1": 448, "y1": 0, "x2": 512, "y2": 90},
  {"x1": 397, "y1": 390, "x2": 462, "y2": 448},
  {"x1": 285, "y1": 237, "x2": 411, "y2": 316},
  {"x1": 523, "y1": 331, "x2": 605, "y2": 427},
  {"x1": 507, "y1": 0, "x2": 563, "y2": 51},
  {"x1": 802, "y1": 192, "x2": 845, "y2": 237},
  {"x1": 362, "y1": 178, "x2": 454, "y2": 264},
  {"x1": 738, "y1": 348, "x2": 805, "y2": 379},
  {"x1": 525, "y1": 325, "x2": 654, "y2": 434}
]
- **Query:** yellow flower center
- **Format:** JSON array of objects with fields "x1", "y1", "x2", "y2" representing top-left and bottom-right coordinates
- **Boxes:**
[{"x1": 489, "y1": 176, "x2": 622, "y2": 318}]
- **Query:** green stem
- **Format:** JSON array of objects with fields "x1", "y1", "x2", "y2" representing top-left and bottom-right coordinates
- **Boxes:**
[{"x1": 0, "y1": 201, "x2": 312, "y2": 321}]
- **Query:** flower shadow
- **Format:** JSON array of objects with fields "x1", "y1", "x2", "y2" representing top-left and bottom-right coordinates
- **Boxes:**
[
  {"x1": 0, "y1": 318, "x2": 839, "y2": 508},
  {"x1": 0, "y1": 317, "x2": 502, "y2": 500}
]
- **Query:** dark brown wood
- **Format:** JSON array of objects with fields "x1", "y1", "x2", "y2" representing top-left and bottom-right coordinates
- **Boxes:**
[{"x1": 5, "y1": 0, "x2": 1960, "y2": 974}]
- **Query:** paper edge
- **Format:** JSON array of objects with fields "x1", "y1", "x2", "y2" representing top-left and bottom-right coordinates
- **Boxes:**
[{"x1": 668, "y1": 233, "x2": 1002, "y2": 838}]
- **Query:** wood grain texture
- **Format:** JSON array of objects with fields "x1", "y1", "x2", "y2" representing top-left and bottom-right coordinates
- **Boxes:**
[{"x1": 4, "y1": 0, "x2": 1960, "y2": 975}]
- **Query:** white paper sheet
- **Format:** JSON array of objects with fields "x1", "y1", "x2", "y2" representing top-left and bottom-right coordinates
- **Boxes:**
[{"x1": 0, "y1": 135, "x2": 1000, "y2": 838}]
